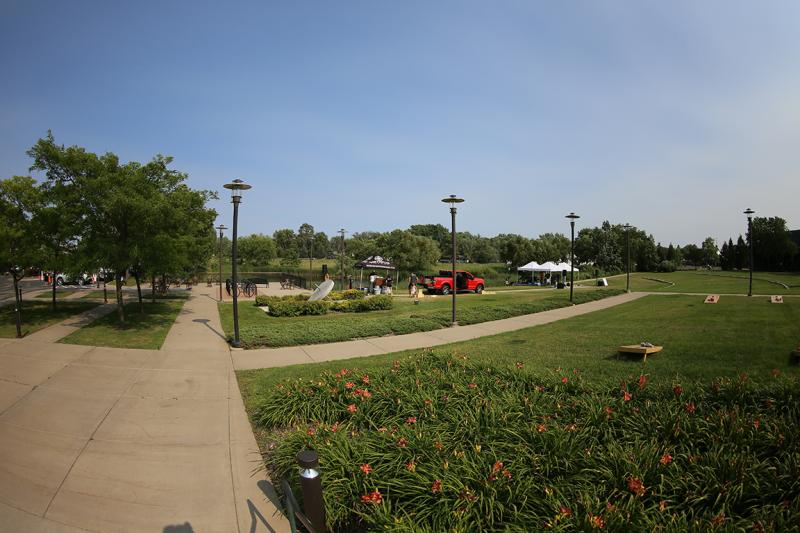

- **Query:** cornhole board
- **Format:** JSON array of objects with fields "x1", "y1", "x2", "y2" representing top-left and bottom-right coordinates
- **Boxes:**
[
  {"x1": 771, "y1": 295, "x2": 784, "y2": 304},
  {"x1": 618, "y1": 344, "x2": 663, "y2": 362},
  {"x1": 704, "y1": 295, "x2": 719, "y2": 304}
]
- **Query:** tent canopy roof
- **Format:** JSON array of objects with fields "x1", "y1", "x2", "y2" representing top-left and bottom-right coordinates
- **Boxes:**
[
  {"x1": 518, "y1": 261, "x2": 579, "y2": 273},
  {"x1": 356, "y1": 255, "x2": 396, "y2": 270}
]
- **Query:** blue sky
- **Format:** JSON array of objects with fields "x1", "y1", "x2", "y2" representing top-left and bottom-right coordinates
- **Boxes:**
[{"x1": 2, "y1": 1, "x2": 798, "y2": 245}]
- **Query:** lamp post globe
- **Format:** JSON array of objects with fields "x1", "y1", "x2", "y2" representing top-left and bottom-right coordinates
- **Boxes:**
[
  {"x1": 215, "y1": 224, "x2": 227, "y2": 301},
  {"x1": 744, "y1": 208, "x2": 755, "y2": 297},
  {"x1": 223, "y1": 179, "x2": 252, "y2": 347},
  {"x1": 565, "y1": 212, "x2": 580, "y2": 303},
  {"x1": 442, "y1": 195, "x2": 464, "y2": 326}
]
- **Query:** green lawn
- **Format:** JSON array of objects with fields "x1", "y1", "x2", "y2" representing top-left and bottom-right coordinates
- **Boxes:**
[
  {"x1": 238, "y1": 294, "x2": 800, "y2": 390},
  {"x1": 59, "y1": 300, "x2": 185, "y2": 349},
  {"x1": 34, "y1": 289, "x2": 84, "y2": 299},
  {"x1": 0, "y1": 301, "x2": 100, "y2": 338},
  {"x1": 220, "y1": 288, "x2": 623, "y2": 348},
  {"x1": 239, "y1": 295, "x2": 800, "y2": 531},
  {"x1": 590, "y1": 270, "x2": 800, "y2": 294},
  {"x1": 81, "y1": 289, "x2": 190, "y2": 300}
]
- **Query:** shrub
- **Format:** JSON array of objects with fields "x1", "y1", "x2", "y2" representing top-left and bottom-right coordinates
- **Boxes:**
[
  {"x1": 255, "y1": 294, "x2": 310, "y2": 307},
  {"x1": 327, "y1": 289, "x2": 365, "y2": 301},
  {"x1": 267, "y1": 299, "x2": 328, "y2": 317},
  {"x1": 657, "y1": 260, "x2": 678, "y2": 272},
  {"x1": 329, "y1": 295, "x2": 394, "y2": 313}
]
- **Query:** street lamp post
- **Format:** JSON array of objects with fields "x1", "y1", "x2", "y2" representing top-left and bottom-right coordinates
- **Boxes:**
[
  {"x1": 338, "y1": 228, "x2": 347, "y2": 291},
  {"x1": 565, "y1": 212, "x2": 580, "y2": 303},
  {"x1": 216, "y1": 224, "x2": 227, "y2": 301},
  {"x1": 623, "y1": 223, "x2": 632, "y2": 293},
  {"x1": 223, "y1": 179, "x2": 251, "y2": 347},
  {"x1": 744, "y1": 208, "x2": 755, "y2": 297},
  {"x1": 442, "y1": 195, "x2": 464, "y2": 326}
]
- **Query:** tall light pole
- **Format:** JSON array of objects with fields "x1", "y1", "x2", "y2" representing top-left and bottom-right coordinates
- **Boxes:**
[
  {"x1": 223, "y1": 179, "x2": 251, "y2": 347},
  {"x1": 442, "y1": 195, "x2": 464, "y2": 326},
  {"x1": 744, "y1": 208, "x2": 755, "y2": 297},
  {"x1": 215, "y1": 224, "x2": 227, "y2": 301},
  {"x1": 565, "y1": 212, "x2": 580, "y2": 303},
  {"x1": 623, "y1": 223, "x2": 632, "y2": 293},
  {"x1": 308, "y1": 236, "x2": 314, "y2": 284},
  {"x1": 338, "y1": 228, "x2": 347, "y2": 291}
]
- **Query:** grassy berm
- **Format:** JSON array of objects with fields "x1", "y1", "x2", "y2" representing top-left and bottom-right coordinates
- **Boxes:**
[{"x1": 253, "y1": 354, "x2": 800, "y2": 531}]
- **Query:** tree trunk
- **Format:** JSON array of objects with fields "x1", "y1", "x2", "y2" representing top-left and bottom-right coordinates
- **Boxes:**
[
  {"x1": 51, "y1": 271, "x2": 57, "y2": 310},
  {"x1": 151, "y1": 273, "x2": 156, "y2": 304},
  {"x1": 13, "y1": 275, "x2": 22, "y2": 338},
  {"x1": 135, "y1": 274, "x2": 143, "y2": 314},
  {"x1": 115, "y1": 275, "x2": 126, "y2": 327}
]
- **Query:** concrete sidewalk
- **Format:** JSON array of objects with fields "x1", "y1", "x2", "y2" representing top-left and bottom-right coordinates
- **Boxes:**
[
  {"x1": 233, "y1": 291, "x2": 648, "y2": 370},
  {"x1": 0, "y1": 288, "x2": 290, "y2": 533}
]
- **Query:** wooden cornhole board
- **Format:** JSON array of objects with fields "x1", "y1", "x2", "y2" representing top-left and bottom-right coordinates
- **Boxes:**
[
  {"x1": 771, "y1": 295, "x2": 784, "y2": 304},
  {"x1": 618, "y1": 344, "x2": 663, "y2": 362},
  {"x1": 704, "y1": 295, "x2": 719, "y2": 304}
]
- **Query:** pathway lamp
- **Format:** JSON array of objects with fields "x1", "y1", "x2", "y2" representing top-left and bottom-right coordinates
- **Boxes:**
[
  {"x1": 223, "y1": 179, "x2": 251, "y2": 347},
  {"x1": 441, "y1": 195, "x2": 464, "y2": 326},
  {"x1": 215, "y1": 224, "x2": 227, "y2": 301},
  {"x1": 565, "y1": 212, "x2": 580, "y2": 303},
  {"x1": 623, "y1": 223, "x2": 632, "y2": 293},
  {"x1": 744, "y1": 208, "x2": 755, "y2": 297}
]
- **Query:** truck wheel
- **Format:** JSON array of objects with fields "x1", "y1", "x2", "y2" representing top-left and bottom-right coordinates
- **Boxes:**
[
  {"x1": 56, "y1": 276, "x2": 64, "y2": 286},
  {"x1": 440, "y1": 284, "x2": 451, "y2": 295},
  {"x1": 475, "y1": 284, "x2": 484, "y2": 294}
]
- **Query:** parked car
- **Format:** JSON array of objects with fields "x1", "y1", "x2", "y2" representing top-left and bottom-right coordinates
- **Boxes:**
[
  {"x1": 52, "y1": 272, "x2": 92, "y2": 286},
  {"x1": 420, "y1": 270, "x2": 485, "y2": 295}
]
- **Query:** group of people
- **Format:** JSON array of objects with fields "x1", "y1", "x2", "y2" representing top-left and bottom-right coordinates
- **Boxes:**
[{"x1": 368, "y1": 271, "x2": 393, "y2": 293}]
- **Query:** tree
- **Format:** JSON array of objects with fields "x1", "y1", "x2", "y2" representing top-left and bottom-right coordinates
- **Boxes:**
[
  {"x1": 701, "y1": 237, "x2": 719, "y2": 267},
  {"x1": 297, "y1": 223, "x2": 315, "y2": 258},
  {"x1": 0, "y1": 176, "x2": 42, "y2": 336},
  {"x1": 735, "y1": 235, "x2": 747, "y2": 270},
  {"x1": 273, "y1": 228, "x2": 297, "y2": 258},
  {"x1": 237, "y1": 234, "x2": 276, "y2": 266},
  {"x1": 471, "y1": 238, "x2": 499, "y2": 263},
  {"x1": 377, "y1": 230, "x2": 440, "y2": 274},
  {"x1": 313, "y1": 231, "x2": 329, "y2": 259},
  {"x1": 751, "y1": 217, "x2": 797, "y2": 271},
  {"x1": 409, "y1": 224, "x2": 450, "y2": 253},
  {"x1": 493, "y1": 234, "x2": 534, "y2": 268}
]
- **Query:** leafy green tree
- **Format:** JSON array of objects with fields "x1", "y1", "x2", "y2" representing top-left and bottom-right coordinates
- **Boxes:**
[
  {"x1": 377, "y1": 230, "x2": 440, "y2": 274},
  {"x1": 313, "y1": 231, "x2": 329, "y2": 259},
  {"x1": 238, "y1": 234, "x2": 276, "y2": 266},
  {"x1": 735, "y1": 235, "x2": 747, "y2": 270},
  {"x1": 273, "y1": 228, "x2": 297, "y2": 258},
  {"x1": 471, "y1": 238, "x2": 499, "y2": 263},
  {"x1": 0, "y1": 176, "x2": 43, "y2": 336},
  {"x1": 701, "y1": 237, "x2": 719, "y2": 267},
  {"x1": 409, "y1": 224, "x2": 450, "y2": 253},
  {"x1": 493, "y1": 234, "x2": 534, "y2": 268},
  {"x1": 751, "y1": 217, "x2": 797, "y2": 271}
]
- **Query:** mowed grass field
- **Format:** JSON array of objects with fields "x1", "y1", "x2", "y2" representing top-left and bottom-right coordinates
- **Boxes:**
[
  {"x1": 578, "y1": 270, "x2": 800, "y2": 295},
  {"x1": 59, "y1": 300, "x2": 185, "y2": 349},
  {"x1": 0, "y1": 301, "x2": 100, "y2": 338},
  {"x1": 219, "y1": 287, "x2": 623, "y2": 348},
  {"x1": 239, "y1": 295, "x2": 800, "y2": 531},
  {"x1": 239, "y1": 294, "x2": 800, "y2": 389}
]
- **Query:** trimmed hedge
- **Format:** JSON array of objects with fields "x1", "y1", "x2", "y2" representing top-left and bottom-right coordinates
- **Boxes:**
[
  {"x1": 266, "y1": 299, "x2": 329, "y2": 317},
  {"x1": 330, "y1": 295, "x2": 394, "y2": 313},
  {"x1": 254, "y1": 294, "x2": 310, "y2": 307},
  {"x1": 327, "y1": 289, "x2": 366, "y2": 301}
]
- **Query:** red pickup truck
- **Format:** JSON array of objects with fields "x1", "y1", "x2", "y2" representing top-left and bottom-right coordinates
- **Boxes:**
[{"x1": 421, "y1": 270, "x2": 485, "y2": 295}]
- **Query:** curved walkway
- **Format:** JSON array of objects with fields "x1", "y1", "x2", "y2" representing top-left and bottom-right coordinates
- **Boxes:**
[{"x1": 233, "y1": 291, "x2": 647, "y2": 370}]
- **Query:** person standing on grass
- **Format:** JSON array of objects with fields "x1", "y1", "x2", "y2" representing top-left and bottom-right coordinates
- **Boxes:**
[
  {"x1": 369, "y1": 271, "x2": 377, "y2": 293},
  {"x1": 409, "y1": 272, "x2": 418, "y2": 296}
]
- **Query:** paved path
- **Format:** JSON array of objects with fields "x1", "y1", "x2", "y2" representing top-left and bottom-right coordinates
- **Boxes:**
[
  {"x1": 0, "y1": 288, "x2": 290, "y2": 533},
  {"x1": 233, "y1": 291, "x2": 648, "y2": 370}
]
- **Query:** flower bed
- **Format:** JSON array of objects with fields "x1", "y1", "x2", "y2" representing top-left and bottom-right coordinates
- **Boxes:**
[{"x1": 253, "y1": 354, "x2": 800, "y2": 531}]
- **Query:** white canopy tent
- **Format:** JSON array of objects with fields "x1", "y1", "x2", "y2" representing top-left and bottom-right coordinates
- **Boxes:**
[
  {"x1": 555, "y1": 262, "x2": 579, "y2": 272},
  {"x1": 517, "y1": 261, "x2": 542, "y2": 272}
]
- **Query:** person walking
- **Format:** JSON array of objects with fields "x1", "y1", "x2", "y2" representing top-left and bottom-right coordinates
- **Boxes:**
[{"x1": 409, "y1": 272, "x2": 418, "y2": 296}]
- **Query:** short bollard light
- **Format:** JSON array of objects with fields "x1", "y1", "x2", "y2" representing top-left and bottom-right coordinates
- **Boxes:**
[{"x1": 296, "y1": 450, "x2": 328, "y2": 533}]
